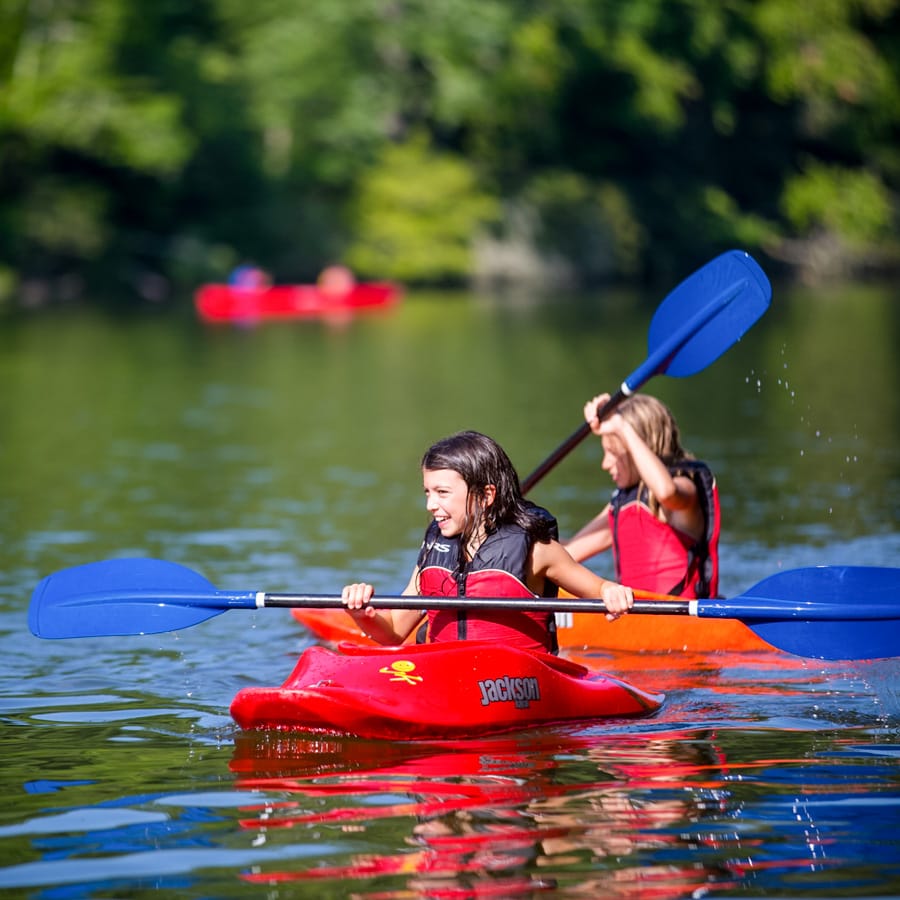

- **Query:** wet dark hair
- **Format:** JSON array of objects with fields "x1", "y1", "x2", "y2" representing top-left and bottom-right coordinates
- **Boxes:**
[{"x1": 421, "y1": 430, "x2": 556, "y2": 558}]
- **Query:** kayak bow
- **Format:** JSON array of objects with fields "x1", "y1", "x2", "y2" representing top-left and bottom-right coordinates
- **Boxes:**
[{"x1": 230, "y1": 640, "x2": 664, "y2": 739}]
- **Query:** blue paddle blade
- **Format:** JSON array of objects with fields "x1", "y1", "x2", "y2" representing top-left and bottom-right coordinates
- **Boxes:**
[
  {"x1": 29, "y1": 558, "x2": 230, "y2": 639},
  {"x1": 698, "y1": 566, "x2": 900, "y2": 660},
  {"x1": 750, "y1": 615, "x2": 898, "y2": 661},
  {"x1": 627, "y1": 250, "x2": 772, "y2": 389}
]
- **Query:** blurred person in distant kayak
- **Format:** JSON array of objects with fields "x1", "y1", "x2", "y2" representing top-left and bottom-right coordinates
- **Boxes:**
[
  {"x1": 228, "y1": 263, "x2": 271, "y2": 289},
  {"x1": 564, "y1": 393, "x2": 719, "y2": 599},
  {"x1": 317, "y1": 264, "x2": 356, "y2": 298},
  {"x1": 342, "y1": 430, "x2": 634, "y2": 652}
]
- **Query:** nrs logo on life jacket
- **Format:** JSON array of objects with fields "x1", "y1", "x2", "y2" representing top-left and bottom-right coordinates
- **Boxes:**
[{"x1": 477, "y1": 675, "x2": 541, "y2": 709}]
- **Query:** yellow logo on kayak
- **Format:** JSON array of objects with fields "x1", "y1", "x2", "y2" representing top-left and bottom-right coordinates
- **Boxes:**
[{"x1": 379, "y1": 660, "x2": 423, "y2": 685}]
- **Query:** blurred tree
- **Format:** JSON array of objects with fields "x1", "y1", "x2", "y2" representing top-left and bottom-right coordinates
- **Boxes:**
[
  {"x1": 0, "y1": 0, "x2": 898, "y2": 300},
  {"x1": 782, "y1": 161, "x2": 892, "y2": 242},
  {"x1": 752, "y1": 0, "x2": 900, "y2": 275},
  {"x1": 346, "y1": 132, "x2": 499, "y2": 282}
]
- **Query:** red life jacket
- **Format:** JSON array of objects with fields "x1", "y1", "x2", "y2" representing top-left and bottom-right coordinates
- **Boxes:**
[
  {"x1": 416, "y1": 518, "x2": 558, "y2": 653},
  {"x1": 609, "y1": 460, "x2": 720, "y2": 599}
]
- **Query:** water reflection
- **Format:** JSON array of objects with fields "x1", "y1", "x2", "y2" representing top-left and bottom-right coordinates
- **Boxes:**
[
  {"x1": 230, "y1": 729, "x2": 735, "y2": 896},
  {"x1": 228, "y1": 726, "x2": 900, "y2": 896}
]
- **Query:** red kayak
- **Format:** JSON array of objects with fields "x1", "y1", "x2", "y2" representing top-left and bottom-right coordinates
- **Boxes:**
[
  {"x1": 230, "y1": 640, "x2": 663, "y2": 740},
  {"x1": 194, "y1": 282, "x2": 401, "y2": 323}
]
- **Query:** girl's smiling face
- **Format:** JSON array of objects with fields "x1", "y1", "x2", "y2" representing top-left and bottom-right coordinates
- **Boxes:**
[{"x1": 423, "y1": 468, "x2": 471, "y2": 537}]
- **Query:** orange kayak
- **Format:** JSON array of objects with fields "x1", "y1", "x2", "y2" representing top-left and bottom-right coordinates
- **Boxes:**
[
  {"x1": 291, "y1": 591, "x2": 773, "y2": 654},
  {"x1": 551, "y1": 592, "x2": 772, "y2": 652},
  {"x1": 194, "y1": 282, "x2": 401, "y2": 322}
]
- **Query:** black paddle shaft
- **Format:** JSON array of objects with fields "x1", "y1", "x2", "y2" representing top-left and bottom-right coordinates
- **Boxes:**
[
  {"x1": 261, "y1": 593, "x2": 693, "y2": 616},
  {"x1": 520, "y1": 388, "x2": 627, "y2": 493}
]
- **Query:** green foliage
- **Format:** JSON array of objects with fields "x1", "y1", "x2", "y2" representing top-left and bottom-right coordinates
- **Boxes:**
[
  {"x1": 521, "y1": 172, "x2": 646, "y2": 279},
  {"x1": 607, "y1": 32, "x2": 699, "y2": 132},
  {"x1": 753, "y1": 0, "x2": 900, "y2": 167},
  {"x1": 0, "y1": 264, "x2": 16, "y2": 308},
  {"x1": 0, "y1": 0, "x2": 898, "y2": 296},
  {"x1": 21, "y1": 179, "x2": 109, "y2": 258},
  {"x1": 0, "y1": 0, "x2": 28, "y2": 83},
  {"x1": 756, "y1": 0, "x2": 896, "y2": 106},
  {"x1": 1, "y1": 2, "x2": 191, "y2": 174},
  {"x1": 781, "y1": 162, "x2": 892, "y2": 242},
  {"x1": 701, "y1": 188, "x2": 780, "y2": 248},
  {"x1": 346, "y1": 133, "x2": 499, "y2": 282}
]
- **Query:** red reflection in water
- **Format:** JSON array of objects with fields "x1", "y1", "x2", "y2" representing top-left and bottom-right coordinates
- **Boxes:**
[
  {"x1": 227, "y1": 643, "x2": 858, "y2": 896},
  {"x1": 230, "y1": 728, "x2": 736, "y2": 897}
]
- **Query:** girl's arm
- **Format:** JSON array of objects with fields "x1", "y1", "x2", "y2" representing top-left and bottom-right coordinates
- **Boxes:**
[
  {"x1": 613, "y1": 416, "x2": 695, "y2": 510},
  {"x1": 531, "y1": 540, "x2": 633, "y2": 619},
  {"x1": 562, "y1": 503, "x2": 612, "y2": 562},
  {"x1": 341, "y1": 569, "x2": 426, "y2": 645}
]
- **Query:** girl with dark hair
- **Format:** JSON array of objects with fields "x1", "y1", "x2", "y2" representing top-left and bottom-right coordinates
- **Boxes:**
[{"x1": 342, "y1": 430, "x2": 633, "y2": 652}]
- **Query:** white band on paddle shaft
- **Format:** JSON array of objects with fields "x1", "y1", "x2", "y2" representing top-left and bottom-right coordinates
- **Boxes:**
[
  {"x1": 256, "y1": 592, "x2": 266, "y2": 608},
  {"x1": 688, "y1": 600, "x2": 699, "y2": 617}
]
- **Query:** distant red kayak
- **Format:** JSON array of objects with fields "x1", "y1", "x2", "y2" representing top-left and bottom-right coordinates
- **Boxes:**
[{"x1": 194, "y1": 282, "x2": 401, "y2": 323}]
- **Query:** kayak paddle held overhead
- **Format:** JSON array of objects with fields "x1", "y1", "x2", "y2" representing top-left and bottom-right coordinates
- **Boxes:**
[
  {"x1": 28, "y1": 558, "x2": 900, "y2": 660},
  {"x1": 520, "y1": 248, "x2": 771, "y2": 493}
]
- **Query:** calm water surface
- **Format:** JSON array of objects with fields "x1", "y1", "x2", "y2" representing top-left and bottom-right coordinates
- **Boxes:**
[{"x1": 1, "y1": 279, "x2": 898, "y2": 897}]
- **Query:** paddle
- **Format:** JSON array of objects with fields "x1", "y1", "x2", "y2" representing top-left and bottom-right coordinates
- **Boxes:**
[
  {"x1": 520, "y1": 248, "x2": 771, "y2": 493},
  {"x1": 29, "y1": 558, "x2": 899, "y2": 660}
]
